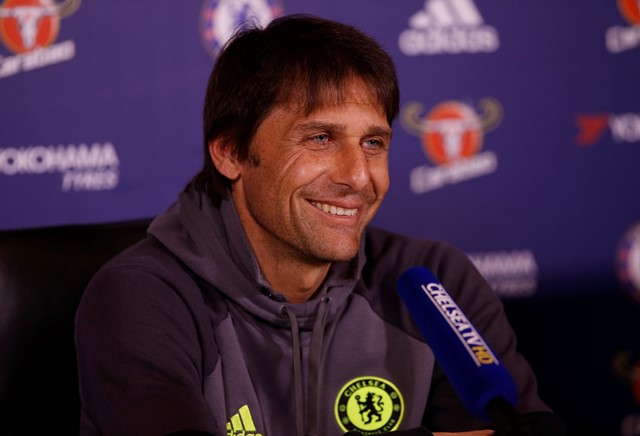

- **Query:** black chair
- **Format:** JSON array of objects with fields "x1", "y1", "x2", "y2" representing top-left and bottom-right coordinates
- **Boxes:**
[{"x1": 0, "y1": 220, "x2": 150, "y2": 435}]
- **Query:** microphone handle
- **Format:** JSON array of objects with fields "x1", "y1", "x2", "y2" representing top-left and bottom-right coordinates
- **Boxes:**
[{"x1": 486, "y1": 397, "x2": 533, "y2": 436}]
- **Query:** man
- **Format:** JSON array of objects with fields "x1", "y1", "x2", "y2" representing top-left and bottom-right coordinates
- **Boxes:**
[{"x1": 75, "y1": 15, "x2": 565, "y2": 436}]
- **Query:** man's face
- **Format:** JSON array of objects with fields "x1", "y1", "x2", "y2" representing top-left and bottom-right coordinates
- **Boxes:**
[{"x1": 230, "y1": 79, "x2": 391, "y2": 265}]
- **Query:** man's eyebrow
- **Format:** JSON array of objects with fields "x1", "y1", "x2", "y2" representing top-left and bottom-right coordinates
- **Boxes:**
[
  {"x1": 366, "y1": 126, "x2": 393, "y2": 139},
  {"x1": 294, "y1": 121, "x2": 392, "y2": 138},
  {"x1": 294, "y1": 121, "x2": 346, "y2": 133}
]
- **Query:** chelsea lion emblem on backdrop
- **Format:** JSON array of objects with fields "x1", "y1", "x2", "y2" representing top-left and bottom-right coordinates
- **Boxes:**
[{"x1": 335, "y1": 376, "x2": 404, "y2": 434}]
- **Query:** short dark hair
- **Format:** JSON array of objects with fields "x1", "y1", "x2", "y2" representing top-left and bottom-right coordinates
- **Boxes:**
[{"x1": 191, "y1": 14, "x2": 400, "y2": 205}]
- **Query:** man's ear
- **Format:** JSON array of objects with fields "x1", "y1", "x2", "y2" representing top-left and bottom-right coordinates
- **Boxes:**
[{"x1": 208, "y1": 139, "x2": 241, "y2": 180}]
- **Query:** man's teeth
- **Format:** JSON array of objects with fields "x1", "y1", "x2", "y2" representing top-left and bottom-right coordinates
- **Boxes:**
[{"x1": 311, "y1": 202, "x2": 357, "y2": 216}]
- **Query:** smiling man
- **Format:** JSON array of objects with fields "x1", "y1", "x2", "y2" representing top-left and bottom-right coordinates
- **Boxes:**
[
  {"x1": 213, "y1": 78, "x2": 391, "y2": 304},
  {"x1": 75, "y1": 15, "x2": 565, "y2": 436}
]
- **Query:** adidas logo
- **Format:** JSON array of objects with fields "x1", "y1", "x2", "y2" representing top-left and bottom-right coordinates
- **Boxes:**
[
  {"x1": 398, "y1": 0, "x2": 500, "y2": 55},
  {"x1": 409, "y1": 0, "x2": 484, "y2": 28},
  {"x1": 226, "y1": 404, "x2": 263, "y2": 436}
]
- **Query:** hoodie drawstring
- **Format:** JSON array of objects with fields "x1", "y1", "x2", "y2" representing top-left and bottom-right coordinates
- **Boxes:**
[
  {"x1": 283, "y1": 306, "x2": 305, "y2": 436},
  {"x1": 307, "y1": 296, "x2": 331, "y2": 436},
  {"x1": 282, "y1": 296, "x2": 332, "y2": 436}
]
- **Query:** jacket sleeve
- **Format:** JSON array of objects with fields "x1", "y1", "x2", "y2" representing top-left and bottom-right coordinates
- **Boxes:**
[
  {"x1": 420, "y1": 242, "x2": 565, "y2": 435},
  {"x1": 75, "y1": 263, "x2": 221, "y2": 435}
]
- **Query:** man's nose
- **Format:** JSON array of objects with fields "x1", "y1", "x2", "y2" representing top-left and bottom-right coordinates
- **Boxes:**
[{"x1": 332, "y1": 142, "x2": 370, "y2": 191}]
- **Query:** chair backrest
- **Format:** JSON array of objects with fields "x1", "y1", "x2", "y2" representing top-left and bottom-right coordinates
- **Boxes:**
[{"x1": 0, "y1": 220, "x2": 150, "y2": 435}]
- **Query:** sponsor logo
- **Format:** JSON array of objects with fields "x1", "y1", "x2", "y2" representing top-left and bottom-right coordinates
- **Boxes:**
[
  {"x1": 575, "y1": 112, "x2": 640, "y2": 146},
  {"x1": 401, "y1": 98, "x2": 502, "y2": 193},
  {"x1": 468, "y1": 250, "x2": 538, "y2": 298},
  {"x1": 226, "y1": 404, "x2": 262, "y2": 436},
  {"x1": 422, "y1": 281, "x2": 498, "y2": 366},
  {"x1": 335, "y1": 376, "x2": 404, "y2": 435},
  {"x1": 616, "y1": 221, "x2": 640, "y2": 302},
  {"x1": 606, "y1": 0, "x2": 640, "y2": 53},
  {"x1": 0, "y1": 0, "x2": 80, "y2": 78},
  {"x1": 200, "y1": 0, "x2": 282, "y2": 59},
  {"x1": 0, "y1": 142, "x2": 120, "y2": 192},
  {"x1": 398, "y1": 0, "x2": 499, "y2": 56}
]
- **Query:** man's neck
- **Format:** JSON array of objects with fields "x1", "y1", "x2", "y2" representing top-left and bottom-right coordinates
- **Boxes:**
[{"x1": 261, "y1": 257, "x2": 331, "y2": 304}]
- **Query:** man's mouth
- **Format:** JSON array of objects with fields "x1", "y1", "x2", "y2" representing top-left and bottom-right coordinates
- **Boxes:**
[{"x1": 310, "y1": 201, "x2": 358, "y2": 217}]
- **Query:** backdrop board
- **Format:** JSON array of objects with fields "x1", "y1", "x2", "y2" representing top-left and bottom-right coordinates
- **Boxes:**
[{"x1": 1, "y1": 1, "x2": 639, "y2": 435}]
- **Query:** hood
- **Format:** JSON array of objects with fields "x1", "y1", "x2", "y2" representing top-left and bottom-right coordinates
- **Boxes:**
[{"x1": 147, "y1": 185, "x2": 363, "y2": 328}]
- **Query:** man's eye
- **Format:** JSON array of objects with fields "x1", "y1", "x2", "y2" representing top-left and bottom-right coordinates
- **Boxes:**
[
  {"x1": 312, "y1": 134, "x2": 330, "y2": 143},
  {"x1": 364, "y1": 138, "x2": 385, "y2": 148}
]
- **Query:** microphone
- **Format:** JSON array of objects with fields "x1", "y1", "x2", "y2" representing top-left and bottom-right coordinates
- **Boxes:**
[{"x1": 396, "y1": 266, "x2": 530, "y2": 435}]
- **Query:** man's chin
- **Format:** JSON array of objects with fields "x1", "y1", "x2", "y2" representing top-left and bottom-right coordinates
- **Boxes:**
[
  {"x1": 300, "y1": 230, "x2": 363, "y2": 263},
  {"x1": 316, "y1": 242, "x2": 361, "y2": 263}
]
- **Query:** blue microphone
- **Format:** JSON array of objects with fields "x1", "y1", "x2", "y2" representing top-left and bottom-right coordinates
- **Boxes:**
[{"x1": 396, "y1": 266, "x2": 520, "y2": 427}]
